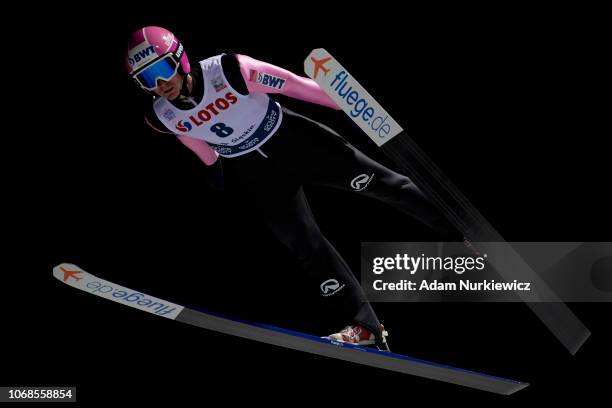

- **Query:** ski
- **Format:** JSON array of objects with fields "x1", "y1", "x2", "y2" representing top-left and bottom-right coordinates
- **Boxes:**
[
  {"x1": 53, "y1": 263, "x2": 527, "y2": 395},
  {"x1": 304, "y1": 49, "x2": 590, "y2": 354}
]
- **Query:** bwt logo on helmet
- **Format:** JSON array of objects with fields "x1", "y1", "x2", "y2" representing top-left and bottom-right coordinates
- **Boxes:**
[
  {"x1": 174, "y1": 92, "x2": 239, "y2": 132},
  {"x1": 174, "y1": 42, "x2": 184, "y2": 59},
  {"x1": 128, "y1": 43, "x2": 157, "y2": 67}
]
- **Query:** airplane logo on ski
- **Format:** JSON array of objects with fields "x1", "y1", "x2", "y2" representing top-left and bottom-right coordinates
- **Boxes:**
[
  {"x1": 59, "y1": 266, "x2": 82, "y2": 282},
  {"x1": 310, "y1": 56, "x2": 331, "y2": 79}
]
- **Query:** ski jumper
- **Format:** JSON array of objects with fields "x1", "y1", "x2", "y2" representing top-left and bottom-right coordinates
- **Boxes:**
[{"x1": 145, "y1": 54, "x2": 456, "y2": 341}]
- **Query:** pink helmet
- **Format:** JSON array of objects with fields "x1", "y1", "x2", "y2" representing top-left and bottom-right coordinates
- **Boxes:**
[{"x1": 126, "y1": 26, "x2": 190, "y2": 76}]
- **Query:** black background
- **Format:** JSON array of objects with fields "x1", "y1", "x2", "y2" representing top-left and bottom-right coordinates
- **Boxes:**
[{"x1": 13, "y1": 4, "x2": 611, "y2": 405}]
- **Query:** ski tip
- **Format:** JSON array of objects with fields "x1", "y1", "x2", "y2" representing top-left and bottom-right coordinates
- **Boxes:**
[{"x1": 309, "y1": 47, "x2": 328, "y2": 55}]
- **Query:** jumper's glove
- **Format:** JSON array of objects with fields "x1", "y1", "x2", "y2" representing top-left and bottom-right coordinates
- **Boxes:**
[{"x1": 205, "y1": 159, "x2": 225, "y2": 191}]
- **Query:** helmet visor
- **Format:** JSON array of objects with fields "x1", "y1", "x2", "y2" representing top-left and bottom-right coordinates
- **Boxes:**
[{"x1": 133, "y1": 54, "x2": 179, "y2": 91}]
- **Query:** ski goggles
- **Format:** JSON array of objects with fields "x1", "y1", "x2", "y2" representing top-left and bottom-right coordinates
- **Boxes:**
[{"x1": 132, "y1": 54, "x2": 180, "y2": 91}]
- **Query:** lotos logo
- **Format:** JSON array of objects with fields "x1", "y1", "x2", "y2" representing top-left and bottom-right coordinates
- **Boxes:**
[
  {"x1": 175, "y1": 120, "x2": 193, "y2": 132},
  {"x1": 249, "y1": 70, "x2": 286, "y2": 90},
  {"x1": 128, "y1": 43, "x2": 157, "y2": 68},
  {"x1": 176, "y1": 92, "x2": 239, "y2": 130},
  {"x1": 320, "y1": 279, "x2": 345, "y2": 296},
  {"x1": 350, "y1": 173, "x2": 374, "y2": 191}
]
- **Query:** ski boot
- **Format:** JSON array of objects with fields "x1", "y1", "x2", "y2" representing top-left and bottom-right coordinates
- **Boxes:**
[{"x1": 324, "y1": 324, "x2": 390, "y2": 351}]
